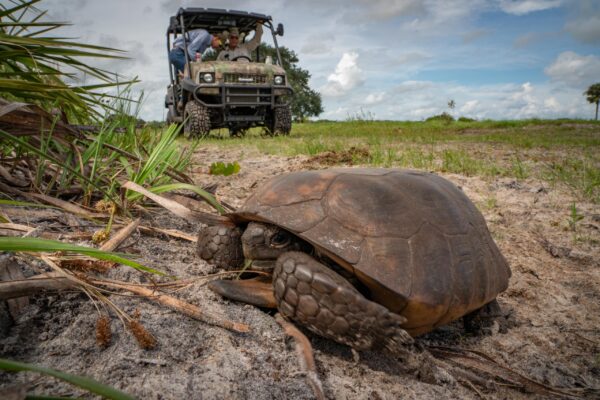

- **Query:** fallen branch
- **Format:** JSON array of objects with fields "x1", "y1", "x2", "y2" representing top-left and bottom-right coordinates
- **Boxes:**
[
  {"x1": 0, "y1": 223, "x2": 34, "y2": 234},
  {"x1": 0, "y1": 274, "x2": 73, "y2": 300},
  {"x1": 97, "y1": 280, "x2": 250, "y2": 334},
  {"x1": 100, "y1": 218, "x2": 141, "y2": 252},
  {"x1": 275, "y1": 313, "x2": 325, "y2": 400},
  {"x1": 0, "y1": 274, "x2": 250, "y2": 334}
]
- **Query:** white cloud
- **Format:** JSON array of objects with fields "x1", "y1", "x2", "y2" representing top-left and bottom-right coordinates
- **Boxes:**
[
  {"x1": 544, "y1": 51, "x2": 600, "y2": 88},
  {"x1": 32, "y1": 0, "x2": 598, "y2": 121},
  {"x1": 321, "y1": 52, "x2": 364, "y2": 97},
  {"x1": 325, "y1": 79, "x2": 592, "y2": 121},
  {"x1": 499, "y1": 0, "x2": 563, "y2": 15},
  {"x1": 544, "y1": 96, "x2": 560, "y2": 112},
  {"x1": 460, "y1": 100, "x2": 480, "y2": 113},
  {"x1": 365, "y1": 92, "x2": 386, "y2": 104}
]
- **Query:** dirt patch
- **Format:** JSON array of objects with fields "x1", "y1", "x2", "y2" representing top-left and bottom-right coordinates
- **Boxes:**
[
  {"x1": 1, "y1": 146, "x2": 599, "y2": 399},
  {"x1": 305, "y1": 146, "x2": 370, "y2": 166}
]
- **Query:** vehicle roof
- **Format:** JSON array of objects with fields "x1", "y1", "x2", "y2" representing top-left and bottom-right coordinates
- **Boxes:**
[{"x1": 168, "y1": 8, "x2": 272, "y2": 35}]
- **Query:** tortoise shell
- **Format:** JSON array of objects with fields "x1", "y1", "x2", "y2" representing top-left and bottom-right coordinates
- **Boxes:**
[{"x1": 232, "y1": 168, "x2": 511, "y2": 336}]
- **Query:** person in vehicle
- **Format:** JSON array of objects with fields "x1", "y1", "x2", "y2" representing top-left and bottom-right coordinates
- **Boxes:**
[
  {"x1": 169, "y1": 29, "x2": 222, "y2": 73},
  {"x1": 217, "y1": 22, "x2": 263, "y2": 62}
]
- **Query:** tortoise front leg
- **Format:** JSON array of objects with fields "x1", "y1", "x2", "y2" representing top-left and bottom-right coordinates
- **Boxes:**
[{"x1": 273, "y1": 251, "x2": 413, "y2": 353}]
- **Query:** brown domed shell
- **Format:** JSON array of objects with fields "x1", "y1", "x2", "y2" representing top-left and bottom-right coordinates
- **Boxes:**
[{"x1": 232, "y1": 168, "x2": 511, "y2": 335}]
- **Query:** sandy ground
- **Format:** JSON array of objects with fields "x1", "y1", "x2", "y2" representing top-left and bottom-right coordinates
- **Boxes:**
[{"x1": 1, "y1": 145, "x2": 599, "y2": 399}]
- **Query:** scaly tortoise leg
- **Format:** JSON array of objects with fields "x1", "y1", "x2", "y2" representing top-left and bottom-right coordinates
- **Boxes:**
[{"x1": 273, "y1": 251, "x2": 413, "y2": 353}]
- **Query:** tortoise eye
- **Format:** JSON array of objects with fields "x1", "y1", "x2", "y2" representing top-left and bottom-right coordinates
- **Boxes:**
[{"x1": 270, "y1": 230, "x2": 291, "y2": 248}]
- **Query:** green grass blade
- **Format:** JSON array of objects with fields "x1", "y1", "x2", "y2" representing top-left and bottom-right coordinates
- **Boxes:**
[
  {"x1": 0, "y1": 358, "x2": 135, "y2": 400},
  {"x1": 0, "y1": 237, "x2": 164, "y2": 276},
  {"x1": 0, "y1": 0, "x2": 43, "y2": 18}
]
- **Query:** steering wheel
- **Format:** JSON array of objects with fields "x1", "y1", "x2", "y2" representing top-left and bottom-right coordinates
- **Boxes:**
[{"x1": 231, "y1": 55, "x2": 252, "y2": 62}]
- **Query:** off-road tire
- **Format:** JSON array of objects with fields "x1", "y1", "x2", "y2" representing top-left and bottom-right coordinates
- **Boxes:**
[
  {"x1": 266, "y1": 105, "x2": 292, "y2": 136},
  {"x1": 183, "y1": 100, "x2": 210, "y2": 138}
]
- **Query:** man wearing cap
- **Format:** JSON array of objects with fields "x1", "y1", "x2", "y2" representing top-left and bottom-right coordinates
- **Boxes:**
[
  {"x1": 169, "y1": 29, "x2": 222, "y2": 74},
  {"x1": 217, "y1": 22, "x2": 263, "y2": 62}
]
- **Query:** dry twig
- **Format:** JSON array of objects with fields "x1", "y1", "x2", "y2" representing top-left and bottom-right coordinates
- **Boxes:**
[
  {"x1": 275, "y1": 313, "x2": 325, "y2": 400},
  {"x1": 100, "y1": 218, "x2": 141, "y2": 252},
  {"x1": 98, "y1": 280, "x2": 250, "y2": 334}
]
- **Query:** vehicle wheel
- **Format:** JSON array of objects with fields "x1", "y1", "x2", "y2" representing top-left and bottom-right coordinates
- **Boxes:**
[
  {"x1": 166, "y1": 110, "x2": 174, "y2": 124},
  {"x1": 184, "y1": 101, "x2": 210, "y2": 138},
  {"x1": 266, "y1": 105, "x2": 292, "y2": 136}
]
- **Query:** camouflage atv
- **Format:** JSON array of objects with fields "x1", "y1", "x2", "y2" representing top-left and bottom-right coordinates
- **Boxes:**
[{"x1": 165, "y1": 8, "x2": 293, "y2": 138}]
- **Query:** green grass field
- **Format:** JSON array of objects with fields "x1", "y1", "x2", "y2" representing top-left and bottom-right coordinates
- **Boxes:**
[{"x1": 198, "y1": 119, "x2": 600, "y2": 203}]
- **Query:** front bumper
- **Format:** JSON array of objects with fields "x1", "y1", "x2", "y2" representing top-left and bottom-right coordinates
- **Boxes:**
[{"x1": 181, "y1": 78, "x2": 293, "y2": 109}]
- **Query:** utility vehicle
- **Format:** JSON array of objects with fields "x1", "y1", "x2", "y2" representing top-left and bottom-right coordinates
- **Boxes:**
[{"x1": 165, "y1": 8, "x2": 293, "y2": 137}]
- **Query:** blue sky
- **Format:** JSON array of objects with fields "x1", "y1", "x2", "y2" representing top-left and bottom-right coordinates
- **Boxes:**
[{"x1": 43, "y1": 0, "x2": 600, "y2": 121}]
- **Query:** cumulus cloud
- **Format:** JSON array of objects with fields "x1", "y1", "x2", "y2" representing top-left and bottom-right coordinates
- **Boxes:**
[
  {"x1": 365, "y1": 92, "x2": 386, "y2": 104},
  {"x1": 460, "y1": 100, "x2": 480, "y2": 113},
  {"x1": 544, "y1": 51, "x2": 600, "y2": 88},
  {"x1": 499, "y1": 0, "x2": 563, "y2": 15},
  {"x1": 321, "y1": 52, "x2": 364, "y2": 97}
]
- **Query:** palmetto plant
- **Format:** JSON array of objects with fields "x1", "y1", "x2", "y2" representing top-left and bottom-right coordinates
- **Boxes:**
[
  {"x1": 0, "y1": 0, "x2": 219, "y2": 209},
  {"x1": 0, "y1": 0, "x2": 135, "y2": 122}
]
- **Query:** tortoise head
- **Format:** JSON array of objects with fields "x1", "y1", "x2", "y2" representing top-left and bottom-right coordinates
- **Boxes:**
[
  {"x1": 198, "y1": 222, "x2": 308, "y2": 271},
  {"x1": 240, "y1": 222, "x2": 308, "y2": 270}
]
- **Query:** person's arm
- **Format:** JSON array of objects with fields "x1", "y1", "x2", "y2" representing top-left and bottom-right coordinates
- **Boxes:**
[
  {"x1": 187, "y1": 30, "x2": 210, "y2": 58},
  {"x1": 244, "y1": 23, "x2": 263, "y2": 52}
]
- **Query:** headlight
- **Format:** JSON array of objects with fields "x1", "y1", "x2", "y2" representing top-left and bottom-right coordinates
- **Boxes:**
[
  {"x1": 274, "y1": 75, "x2": 284, "y2": 85},
  {"x1": 202, "y1": 73, "x2": 214, "y2": 83}
]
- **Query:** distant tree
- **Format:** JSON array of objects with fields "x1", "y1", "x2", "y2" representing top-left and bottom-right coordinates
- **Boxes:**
[
  {"x1": 584, "y1": 83, "x2": 600, "y2": 120},
  {"x1": 257, "y1": 43, "x2": 323, "y2": 122}
]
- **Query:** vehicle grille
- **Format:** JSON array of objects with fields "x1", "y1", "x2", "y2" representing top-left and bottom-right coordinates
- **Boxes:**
[
  {"x1": 225, "y1": 87, "x2": 271, "y2": 105},
  {"x1": 224, "y1": 73, "x2": 267, "y2": 84}
]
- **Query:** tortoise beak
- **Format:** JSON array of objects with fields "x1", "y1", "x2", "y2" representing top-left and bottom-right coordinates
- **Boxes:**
[{"x1": 247, "y1": 259, "x2": 276, "y2": 272}]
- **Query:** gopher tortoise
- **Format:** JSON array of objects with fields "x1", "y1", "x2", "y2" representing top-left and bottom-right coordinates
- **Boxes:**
[{"x1": 198, "y1": 168, "x2": 511, "y2": 352}]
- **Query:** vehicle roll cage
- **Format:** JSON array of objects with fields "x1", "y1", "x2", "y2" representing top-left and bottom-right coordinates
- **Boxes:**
[{"x1": 166, "y1": 8, "x2": 284, "y2": 86}]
